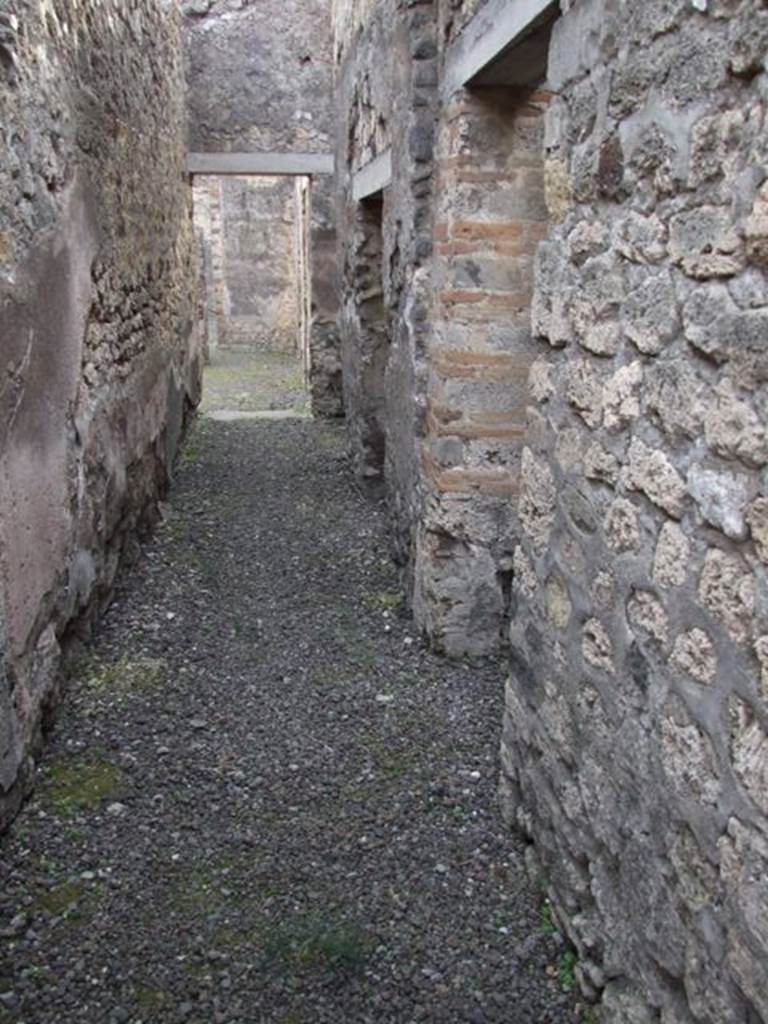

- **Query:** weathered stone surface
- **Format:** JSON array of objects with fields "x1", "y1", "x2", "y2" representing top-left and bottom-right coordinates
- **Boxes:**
[
  {"x1": 686, "y1": 464, "x2": 750, "y2": 541},
  {"x1": 518, "y1": 448, "x2": 556, "y2": 553},
  {"x1": 622, "y1": 439, "x2": 686, "y2": 518},
  {"x1": 704, "y1": 379, "x2": 767, "y2": 469},
  {"x1": 698, "y1": 548, "x2": 755, "y2": 645},
  {"x1": 669, "y1": 206, "x2": 744, "y2": 279},
  {"x1": 746, "y1": 496, "x2": 768, "y2": 564},
  {"x1": 604, "y1": 498, "x2": 641, "y2": 553},
  {"x1": 670, "y1": 628, "x2": 717, "y2": 685},
  {"x1": 653, "y1": 522, "x2": 690, "y2": 589},
  {"x1": 197, "y1": 175, "x2": 302, "y2": 351}
]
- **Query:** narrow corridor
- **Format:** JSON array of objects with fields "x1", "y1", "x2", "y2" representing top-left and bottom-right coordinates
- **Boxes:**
[{"x1": 0, "y1": 363, "x2": 580, "y2": 1024}]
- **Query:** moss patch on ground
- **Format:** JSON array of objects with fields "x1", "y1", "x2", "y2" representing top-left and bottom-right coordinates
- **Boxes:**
[
  {"x1": 259, "y1": 913, "x2": 371, "y2": 976},
  {"x1": 80, "y1": 655, "x2": 167, "y2": 695},
  {"x1": 41, "y1": 757, "x2": 127, "y2": 818},
  {"x1": 201, "y1": 349, "x2": 308, "y2": 415}
]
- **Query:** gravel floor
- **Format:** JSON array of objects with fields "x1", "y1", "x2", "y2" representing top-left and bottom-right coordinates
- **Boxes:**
[{"x1": 0, "y1": 355, "x2": 584, "y2": 1024}]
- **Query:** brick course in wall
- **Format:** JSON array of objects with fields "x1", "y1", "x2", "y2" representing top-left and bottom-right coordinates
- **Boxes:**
[{"x1": 415, "y1": 86, "x2": 550, "y2": 655}]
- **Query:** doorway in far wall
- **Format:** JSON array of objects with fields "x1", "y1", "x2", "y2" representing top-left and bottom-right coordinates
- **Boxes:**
[
  {"x1": 343, "y1": 188, "x2": 391, "y2": 491},
  {"x1": 192, "y1": 173, "x2": 312, "y2": 419}
]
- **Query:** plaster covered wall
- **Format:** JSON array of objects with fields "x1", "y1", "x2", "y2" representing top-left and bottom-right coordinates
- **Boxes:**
[
  {"x1": 184, "y1": 0, "x2": 333, "y2": 156},
  {"x1": 0, "y1": 0, "x2": 201, "y2": 830}
]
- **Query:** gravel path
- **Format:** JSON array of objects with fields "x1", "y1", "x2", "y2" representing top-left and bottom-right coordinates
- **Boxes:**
[{"x1": 0, "y1": 358, "x2": 583, "y2": 1024}]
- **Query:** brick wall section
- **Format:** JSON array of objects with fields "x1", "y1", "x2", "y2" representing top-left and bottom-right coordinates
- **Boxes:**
[{"x1": 413, "y1": 88, "x2": 549, "y2": 655}]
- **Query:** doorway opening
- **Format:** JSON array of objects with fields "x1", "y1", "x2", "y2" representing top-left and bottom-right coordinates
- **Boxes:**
[
  {"x1": 344, "y1": 188, "x2": 390, "y2": 491},
  {"x1": 190, "y1": 167, "x2": 341, "y2": 421}
]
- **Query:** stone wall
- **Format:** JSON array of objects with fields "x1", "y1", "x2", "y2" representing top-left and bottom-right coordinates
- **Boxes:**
[
  {"x1": 192, "y1": 175, "x2": 228, "y2": 351},
  {"x1": 0, "y1": 0, "x2": 202, "y2": 831},
  {"x1": 183, "y1": 0, "x2": 343, "y2": 415},
  {"x1": 194, "y1": 175, "x2": 301, "y2": 351},
  {"x1": 335, "y1": 0, "x2": 768, "y2": 1020},
  {"x1": 497, "y1": 1, "x2": 768, "y2": 1021}
]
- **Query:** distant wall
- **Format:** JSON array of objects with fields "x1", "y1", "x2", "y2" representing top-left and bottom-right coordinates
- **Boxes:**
[
  {"x1": 0, "y1": 0, "x2": 202, "y2": 830},
  {"x1": 193, "y1": 175, "x2": 301, "y2": 351}
]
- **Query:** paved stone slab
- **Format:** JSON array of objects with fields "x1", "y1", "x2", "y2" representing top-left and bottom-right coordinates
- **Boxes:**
[
  {"x1": 187, "y1": 152, "x2": 335, "y2": 176},
  {"x1": 352, "y1": 150, "x2": 392, "y2": 201},
  {"x1": 442, "y1": 0, "x2": 557, "y2": 96}
]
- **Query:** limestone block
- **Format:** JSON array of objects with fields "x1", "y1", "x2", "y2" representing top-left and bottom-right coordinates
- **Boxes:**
[
  {"x1": 532, "y1": 240, "x2": 573, "y2": 346},
  {"x1": 518, "y1": 448, "x2": 556, "y2": 553},
  {"x1": 755, "y1": 635, "x2": 768, "y2": 697},
  {"x1": 584, "y1": 441, "x2": 619, "y2": 485},
  {"x1": 670, "y1": 628, "x2": 717, "y2": 684},
  {"x1": 745, "y1": 184, "x2": 768, "y2": 270},
  {"x1": 646, "y1": 358, "x2": 706, "y2": 441},
  {"x1": 689, "y1": 108, "x2": 745, "y2": 188},
  {"x1": 603, "y1": 360, "x2": 643, "y2": 432},
  {"x1": 604, "y1": 498, "x2": 642, "y2": 553},
  {"x1": 669, "y1": 206, "x2": 744, "y2": 279},
  {"x1": 528, "y1": 357, "x2": 555, "y2": 402},
  {"x1": 628, "y1": 590, "x2": 669, "y2": 644},
  {"x1": 653, "y1": 522, "x2": 690, "y2": 588},
  {"x1": 567, "y1": 220, "x2": 610, "y2": 266},
  {"x1": 704, "y1": 379, "x2": 767, "y2": 468},
  {"x1": 569, "y1": 255, "x2": 625, "y2": 356},
  {"x1": 660, "y1": 698, "x2": 720, "y2": 805},
  {"x1": 582, "y1": 618, "x2": 614, "y2": 672},
  {"x1": 566, "y1": 358, "x2": 603, "y2": 428},
  {"x1": 728, "y1": 7, "x2": 768, "y2": 76},
  {"x1": 746, "y1": 496, "x2": 768, "y2": 563},
  {"x1": 698, "y1": 548, "x2": 755, "y2": 644},
  {"x1": 622, "y1": 438, "x2": 686, "y2": 518},
  {"x1": 545, "y1": 573, "x2": 572, "y2": 630},
  {"x1": 513, "y1": 545, "x2": 538, "y2": 600},
  {"x1": 686, "y1": 464, "x2": 750, "y2": 541},
  {"x1": 728, "y1": 266, "x2": 768, "y2": 309},
  {"x1": 682, "y1": 281, "x2": 734, "y2": 362},
  {"x1": 622, "y1": 269, "x2": 680, "y2": 355},
  {"x1": 543, "y1": 158, "x2": 572, "y2": 223},
  {"x1": 578, "y1": 319, "x2": 621, "y2": 356},
  {"x1": 730, "y1": 699, "x2": 768, "y2": 815},
  {"x1": 613, "y1": 211, "x2": 667, "y2": 265}
]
